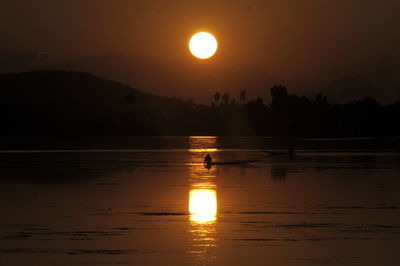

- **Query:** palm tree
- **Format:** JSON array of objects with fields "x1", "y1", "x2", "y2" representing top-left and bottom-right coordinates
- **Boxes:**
[
  {"x1": 214, "y1": 92, "x2": 221, "y2": 104},
  {"x1": 222, "y1": 92, "x2": 230, "y2": 105}
]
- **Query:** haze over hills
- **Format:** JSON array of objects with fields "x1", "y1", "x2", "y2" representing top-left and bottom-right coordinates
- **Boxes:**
[
  {"x1": 61, "y1": 53, "x2": 400, "y2": 104},
  {"x1": 0, "y1": 51, "x2": 278, "y2": 103},
  {"x1": 52, "y1": 53, "x2": 278, "y2": 104},
  {"x1": 1, "y1": 50, "x2": 399, "y2": 104}
]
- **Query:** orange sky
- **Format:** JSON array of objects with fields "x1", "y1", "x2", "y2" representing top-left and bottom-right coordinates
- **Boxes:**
[{"x1": 1, "y1": 0, "x2": 400, "y2": 102}]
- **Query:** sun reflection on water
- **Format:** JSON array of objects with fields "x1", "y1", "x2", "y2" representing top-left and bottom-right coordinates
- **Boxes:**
[
  {"x1": 189, "y1": 188, "x2": 217, "y2": 223},
  {"x1": 188, "y1": 136, "x2": 219, "y2": 153},
  {"x1": 188, "y1": 136, "x2": 218, "y2": 263},
  {"x1": 188, "y1": 148, "x2": 218, "y2": 153}
]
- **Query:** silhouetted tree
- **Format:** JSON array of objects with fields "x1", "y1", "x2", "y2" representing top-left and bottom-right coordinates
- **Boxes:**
[
  {"x1": 214, "y1": 92, "x2": 221, "y2": 104},
  {"x1": 270, "y1": 84, "x2": 289, "y2": 109},
  {"x1": 240, "y1": 90, "x2": 246, "y2": 104},
  {"x1": 222, "y1": 92, "x2": 230, "y2": 105},
  {"x1": 255, "y1": 97, "x2": 264, "y2": 105}
]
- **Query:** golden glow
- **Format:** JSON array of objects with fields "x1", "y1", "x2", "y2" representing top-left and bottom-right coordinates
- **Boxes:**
[
  {"x1": 189, "y1": 136, "x2": 217, "y2": 139},
  {"x1": 189, "y1": 189, "x2": 217, "y2": 223},
  {"x1": 188, "y1": 136, "x2": 218, "y2": 263},
  {"x1": 189, "y1": 136, "x2": 218, "y2": 153},
  {"x1": 189, "y1": 32, "x2": 218, "y2": 59},
  {"x1": 188, "y1": 148, "x2": 218, "y2": 153}
]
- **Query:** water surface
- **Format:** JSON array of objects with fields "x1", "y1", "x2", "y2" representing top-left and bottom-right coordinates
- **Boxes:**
[{"x1": 0, "y1": 137, "x2": 399, "y2": 265}]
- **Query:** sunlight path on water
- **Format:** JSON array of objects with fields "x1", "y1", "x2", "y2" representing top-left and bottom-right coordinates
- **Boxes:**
[{"x1": 188, "y1": 136, "x2": 218, "y2": 264}]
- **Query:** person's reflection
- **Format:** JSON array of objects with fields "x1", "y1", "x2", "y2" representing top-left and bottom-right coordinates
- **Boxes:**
[
  {"x1": 188, "y1": 136, "x2": 218, "y2": 264},
  {"x1": 204, "y1": 163, "x2": 212, "y2": 170}
]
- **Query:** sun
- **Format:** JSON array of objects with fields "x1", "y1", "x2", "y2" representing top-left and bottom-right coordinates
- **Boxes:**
[{"x1": 189, "y1": 32, "x2": 218, "y2": 60}]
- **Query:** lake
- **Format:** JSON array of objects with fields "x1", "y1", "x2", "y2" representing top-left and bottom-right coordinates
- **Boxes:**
[{"x1": 0, "y1": 136, "x2": 399, "y2": 265}]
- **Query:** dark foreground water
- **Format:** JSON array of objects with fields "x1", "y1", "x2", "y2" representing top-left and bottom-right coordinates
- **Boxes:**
[{"x1": 0, "y1": 137, "x2": 399, "y2": 265}]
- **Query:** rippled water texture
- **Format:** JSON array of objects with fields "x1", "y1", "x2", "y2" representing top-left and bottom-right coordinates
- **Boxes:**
[{"x1": 0, "y1": 137, "x2": 399, "y2": 265}]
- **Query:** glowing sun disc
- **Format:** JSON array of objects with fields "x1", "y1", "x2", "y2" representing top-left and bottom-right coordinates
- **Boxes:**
[{"x1": 189, "y1": 32, "x2": 218, "y2": 59}]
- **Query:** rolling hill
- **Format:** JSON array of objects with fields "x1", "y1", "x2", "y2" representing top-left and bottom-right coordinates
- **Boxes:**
[{"x1": 0, "y1": 70, "x2": 196, "y2": 135}]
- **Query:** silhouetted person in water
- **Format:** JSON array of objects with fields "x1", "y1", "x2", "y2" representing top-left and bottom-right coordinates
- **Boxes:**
[{"x1": 204, "y1": 154, "x2": 212, "y2": 166}]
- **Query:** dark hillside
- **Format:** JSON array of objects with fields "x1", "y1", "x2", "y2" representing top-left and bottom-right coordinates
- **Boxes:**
[{"x1": 0, "y1": 70, "x2": 194, "y2": 135}]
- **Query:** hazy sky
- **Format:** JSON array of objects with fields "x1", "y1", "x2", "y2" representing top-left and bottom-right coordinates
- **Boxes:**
[
  {"x1": 1, "y1": 1, "x2": 399, "y2": 74},
  {"x1": 1, "y1": 0, "x2": 400, "y2": 102}
]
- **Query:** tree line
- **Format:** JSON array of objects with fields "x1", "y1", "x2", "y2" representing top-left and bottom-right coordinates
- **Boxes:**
[{"x1": 198, "y1": 85, "x2": 400, "y2": 137}]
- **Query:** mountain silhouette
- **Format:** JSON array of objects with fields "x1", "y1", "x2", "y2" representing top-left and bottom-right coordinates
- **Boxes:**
[{"x1": 0, "y1": 70, "x2": 194, "y2": 135}]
